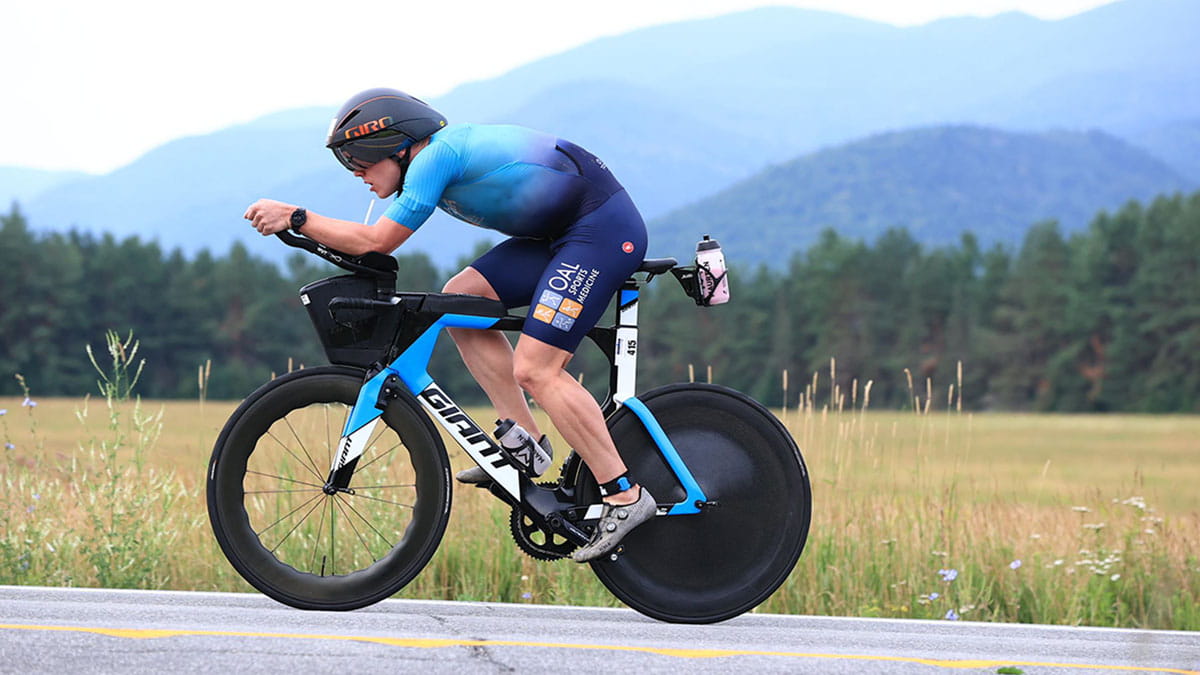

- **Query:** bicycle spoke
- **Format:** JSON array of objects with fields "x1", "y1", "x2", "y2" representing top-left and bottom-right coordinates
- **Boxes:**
[
  {"x1": 282, "y1": 416, "x2": 328, "y2": 480},
  {"x1": 265, "y1": 429, "x2": 325, "y2": 483},
  {"x1": 336, "y1": 492, "x2": 400, "y2": 550},
  {"x1": 324, "y1": 404, "x2": 336, "y2": 478},
  {"x1": 307, "y1": 496, "x2": 330, "y2": 573},
  {"x1": 245, "y1": 488, "x2": 324, "y2": 495},
  {"x1": 331, "y1": 495, "x2": 383, "y2": 563},
  {"x1": 354, "y1": 438, "x2": 404, "y2": 473},
  {"x1": 352, "y1": 482, "x2": 416, "y2": 491},
  {"x1": 245, "y1": 470, "x2": 324, "y2": 490},
  {"x1": 328, "y1": 491, "x2": 336, "y2": 575},
  {"x1": 255, "y1": 491, "x2": 323, "y2": 536},
  {"x1": 267, "y1": 494, "x2": 327, "y2": 554},
  {"x1": 343, "y1": 491, "x2": 416, "y2": 510}
]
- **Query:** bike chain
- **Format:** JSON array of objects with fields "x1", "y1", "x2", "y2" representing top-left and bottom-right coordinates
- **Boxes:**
[{"x1": 509, "y1": 481, "x2": 579, "y2": 561}]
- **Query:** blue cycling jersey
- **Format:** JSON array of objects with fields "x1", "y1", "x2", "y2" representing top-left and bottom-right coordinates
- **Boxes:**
[
  {"x1": 383, "y1": 123, "x2": 610, "y2": 237},
  {"x1": 381, "y1": 123, "x2": 646, "y2": 354}
]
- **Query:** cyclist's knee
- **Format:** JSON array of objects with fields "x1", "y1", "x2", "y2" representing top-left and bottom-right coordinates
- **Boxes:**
[
  {"x1": 512, "y1": 341, "x2": 569, "y2": 394},
  {"x1": 512, "y1": 357, "x2": 552, "y2": 393},
  {"x1": 442, "y1": 266, "x2": 499, "y2": 299}
]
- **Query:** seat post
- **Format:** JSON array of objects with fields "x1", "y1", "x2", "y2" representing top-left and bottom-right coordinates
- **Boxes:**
[{"x1": 610, "y1": 275, "x2": 641, "y2": 406}]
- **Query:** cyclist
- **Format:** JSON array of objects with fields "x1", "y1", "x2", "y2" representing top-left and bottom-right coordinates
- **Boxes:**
[{"x1": 244, "y1": 88, "x2": 654, "y2": 562}]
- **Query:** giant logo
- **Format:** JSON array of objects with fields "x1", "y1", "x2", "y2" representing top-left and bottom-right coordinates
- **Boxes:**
[{"x1": 419, "y1": 386, "x2": 511, "y2": 470}]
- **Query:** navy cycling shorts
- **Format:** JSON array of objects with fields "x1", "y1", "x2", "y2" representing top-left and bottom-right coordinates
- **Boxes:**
[{"x1": 471, "y1": 186, "x2": 646, "y2": 354}]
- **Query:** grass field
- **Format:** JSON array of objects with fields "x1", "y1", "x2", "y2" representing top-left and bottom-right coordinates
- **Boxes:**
[{"x1": 2, "y1": 388, "x2": 1197, "y2": 629}]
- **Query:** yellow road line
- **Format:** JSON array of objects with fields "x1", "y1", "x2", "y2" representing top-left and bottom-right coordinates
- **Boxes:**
[{"x1": 1, "y1": 623, "x2": 1195, "y2": 674}]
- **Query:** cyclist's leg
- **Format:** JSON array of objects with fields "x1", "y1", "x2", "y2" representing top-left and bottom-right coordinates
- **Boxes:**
[
  {"x1": 443, "y1": 262, "x2": 543, "y2": 436},
  {"x1": 512, "y1": 189, "x2": 647, "y2": 503},
  {"x1": 512, "y1": 336, "x2": 629, "y2": 490}
]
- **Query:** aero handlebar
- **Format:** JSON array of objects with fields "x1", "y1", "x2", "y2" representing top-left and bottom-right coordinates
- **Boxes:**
[{"x1": 274, "y1": 231, "x2": 398, "y2": 280}]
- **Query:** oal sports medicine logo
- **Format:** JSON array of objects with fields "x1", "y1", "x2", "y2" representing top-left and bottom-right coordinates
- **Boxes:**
[{"x1": 533, "y1": 261, "x2": 600, "y2": 332}]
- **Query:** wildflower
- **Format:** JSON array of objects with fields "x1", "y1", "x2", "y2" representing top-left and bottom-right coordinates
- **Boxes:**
[
  {"x1": 21, "y1": 397, "x2": 37, "y2": 408},
  {"x1": 1009, "y1": 560, "x2": 1022, "y2": 570},
  {"x1": 938, "y1": 568, "x2": 958, "y2": 582},
  {"x1": 930, "y1": 550, "x2": 948, "y2": 557},
  {"x1": 1110, "y1": 574, "x2": 1120, "y2": 582},
  {"x1": 1082, "y1": 522, "x2": 1106, "y2": 531},
  {"x1": 1119, "y1": 496, "x2": 1147, "y2": 510},
  {"x1": 4, "y1": 443, "x2": 13, "y2": 450},
  {"x1": 521, "y1": 592, "x2": 532, "y2": 600},
  {"x1": 1053, "y1": 559, "x2": 1064, "y2": 566},
  {"x1": 1029, "y1": 533, "x2": 1041, "y2": 540},
  {"x1": 945, "y1": 609, "x2": 959, "y2": 621},
  {"x1": 0, "y1": 408, "x2": 7, "y2": 415},
  {"x1": 929, "y1": 592, "x2": 939, "y2": 601},
  {"x1": 1072, "y1": 506, "x2": 1090, "y2": 513},
  {"x1": 32, "y1": 493, "x2": 39, "y2": 500}
]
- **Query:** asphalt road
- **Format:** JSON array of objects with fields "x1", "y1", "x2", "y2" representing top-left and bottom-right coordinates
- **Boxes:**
[{"x1": 0, "y1": 586, "x2": 1196, "y2": 674}]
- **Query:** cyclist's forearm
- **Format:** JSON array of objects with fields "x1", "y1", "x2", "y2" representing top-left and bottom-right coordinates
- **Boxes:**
[
  {"x1": 244, "y1": 198, "x2": 412, "y2": 254},
  {"x1": 300, "y1": 211, "x2": 414, "y2": 255}
]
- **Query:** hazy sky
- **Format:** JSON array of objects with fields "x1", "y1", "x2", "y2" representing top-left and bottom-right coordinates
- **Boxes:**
[{"x1": 4, "y1": 0, "x2": 1117, "y2": 174}]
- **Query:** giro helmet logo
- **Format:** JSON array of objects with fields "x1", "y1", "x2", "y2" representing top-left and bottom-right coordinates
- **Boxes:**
[
  {"x1": 622, "y1": 241, "x2": 635, "y2": 254},
  {"x1": 344, "y1": 116, "x2": 393, "y2": 140}
]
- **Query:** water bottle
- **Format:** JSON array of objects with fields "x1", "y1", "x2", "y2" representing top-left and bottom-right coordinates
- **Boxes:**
[
  {"x1": 695, "y1": 235, "x2": 730, "y2": 305},
  {"x1": 493, "y1": 419, "x2": 552, "y2": 477}
]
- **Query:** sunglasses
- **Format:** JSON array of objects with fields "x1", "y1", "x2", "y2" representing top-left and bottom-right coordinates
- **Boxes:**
[
  {"x1": 332, "y1": 129, "x2": 413, "y2": 172},
  {"x1": 334, "y1": 146, "x2": 376, "y2": 172}
]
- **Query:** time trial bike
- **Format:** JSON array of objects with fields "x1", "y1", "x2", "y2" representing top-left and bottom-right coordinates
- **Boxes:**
[{"x1": 206, "y1": 231, "x2": 811, "y2": 623}]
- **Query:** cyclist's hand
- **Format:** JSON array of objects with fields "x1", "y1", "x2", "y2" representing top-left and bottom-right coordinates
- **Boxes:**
[{"x1": 244, "y1": 199, "x2": 296, "y2": 235}]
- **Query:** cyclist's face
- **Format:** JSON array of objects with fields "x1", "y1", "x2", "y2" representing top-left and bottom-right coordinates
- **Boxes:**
[{"x1": 355, "y1": 159, "x2": 402, "y2": 199}]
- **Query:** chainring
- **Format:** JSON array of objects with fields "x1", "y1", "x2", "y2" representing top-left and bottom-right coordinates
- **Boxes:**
[{"x1": 509, "y1": 484, "x2": 578, "y2": 561}]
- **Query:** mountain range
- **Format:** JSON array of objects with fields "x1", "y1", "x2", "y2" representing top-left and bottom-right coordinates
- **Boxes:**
[
  {"x1": 5, "y1": 0, "x2": 1198, "y2": 269},
  {"x1": 651, "y1": 126, "x2": 1192, "y2": 265}
]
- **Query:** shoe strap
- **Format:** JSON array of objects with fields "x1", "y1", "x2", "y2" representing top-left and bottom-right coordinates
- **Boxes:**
[{"x1": 598, "y1": 472, "x2": 633, "y2": 497}]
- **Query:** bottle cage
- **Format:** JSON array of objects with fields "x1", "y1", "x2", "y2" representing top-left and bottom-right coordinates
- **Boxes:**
[{"x1": 670, "y1": 265, "x2": 727, "y2": 307}]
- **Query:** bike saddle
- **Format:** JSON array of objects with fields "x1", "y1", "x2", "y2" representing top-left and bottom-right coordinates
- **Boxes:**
[{"x1": 639, "y1": 258, "x2": 678, "y2": 274}]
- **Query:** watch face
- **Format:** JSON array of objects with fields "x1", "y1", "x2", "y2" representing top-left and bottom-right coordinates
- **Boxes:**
[{"x1": 291, "y1": 208, "x2": 306, "y2": 229}]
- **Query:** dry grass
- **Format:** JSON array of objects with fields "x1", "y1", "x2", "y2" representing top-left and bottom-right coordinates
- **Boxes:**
[{"x1": 2, "y1": 391, "x2": 1197, "y2": 628}]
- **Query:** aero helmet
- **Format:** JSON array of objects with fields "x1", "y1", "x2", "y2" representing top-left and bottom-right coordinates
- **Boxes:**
[{"x1": 325, "y1": 88, "x2": 447, "y2": 171}]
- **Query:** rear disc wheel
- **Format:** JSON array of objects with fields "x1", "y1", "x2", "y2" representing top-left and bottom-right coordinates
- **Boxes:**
[{"x1": 578, "y1": 383, "x2": 811, "y2": 623}]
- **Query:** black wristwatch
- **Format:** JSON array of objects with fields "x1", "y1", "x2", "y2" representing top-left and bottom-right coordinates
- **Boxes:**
[{"x1": 289, "y1": 207, "x2": 307, "y2": 233}]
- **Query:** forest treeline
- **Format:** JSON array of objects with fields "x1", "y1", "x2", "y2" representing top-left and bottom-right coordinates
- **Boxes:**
[{"x1": 2, "y1": 190, "x2": 1198, "y2": 412}]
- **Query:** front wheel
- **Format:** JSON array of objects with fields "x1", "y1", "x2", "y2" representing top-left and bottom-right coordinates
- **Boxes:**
[
  {"x1": 576, "y1": 383, "x2": 812, "y2": 623},
  {"x1": 206, "y1": 366, "x2": 451, "y2": 610}
]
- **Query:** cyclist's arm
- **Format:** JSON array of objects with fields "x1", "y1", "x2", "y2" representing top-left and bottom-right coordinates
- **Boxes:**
[{"x1": 243, "y1": 199, "x2": 413, "y2": 255}]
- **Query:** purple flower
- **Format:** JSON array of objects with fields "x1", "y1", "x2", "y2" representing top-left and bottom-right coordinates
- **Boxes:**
[
  {"x1": 4, "y1": 443, "x2": 13, "y2": 450},
  {"x1": 21, "y1": 398, "x2": 36, "y2": 408},
  {"x1": 929, "y1": 592, "x2": 940, "y2": 600},
  {"x1": 521, "y1": 592, "x2": 532, "y2": 600},
  {"x1": 945, "y1": 609, "x2": 960, "y2": 620},
  {"x1": 0, "y1": 408, "x2": 7, "y2": 415},
  {"x1": 1010, "y1": 560, "x2": 1022, "y2": 570},
  {"x1": 939, "y1": 568, "x2": 959, "y2": 582}
]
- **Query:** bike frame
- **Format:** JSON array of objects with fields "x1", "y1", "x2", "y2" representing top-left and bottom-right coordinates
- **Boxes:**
[{"x1": 324, "y1": 274, "x2": 710, "y2": 544}]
